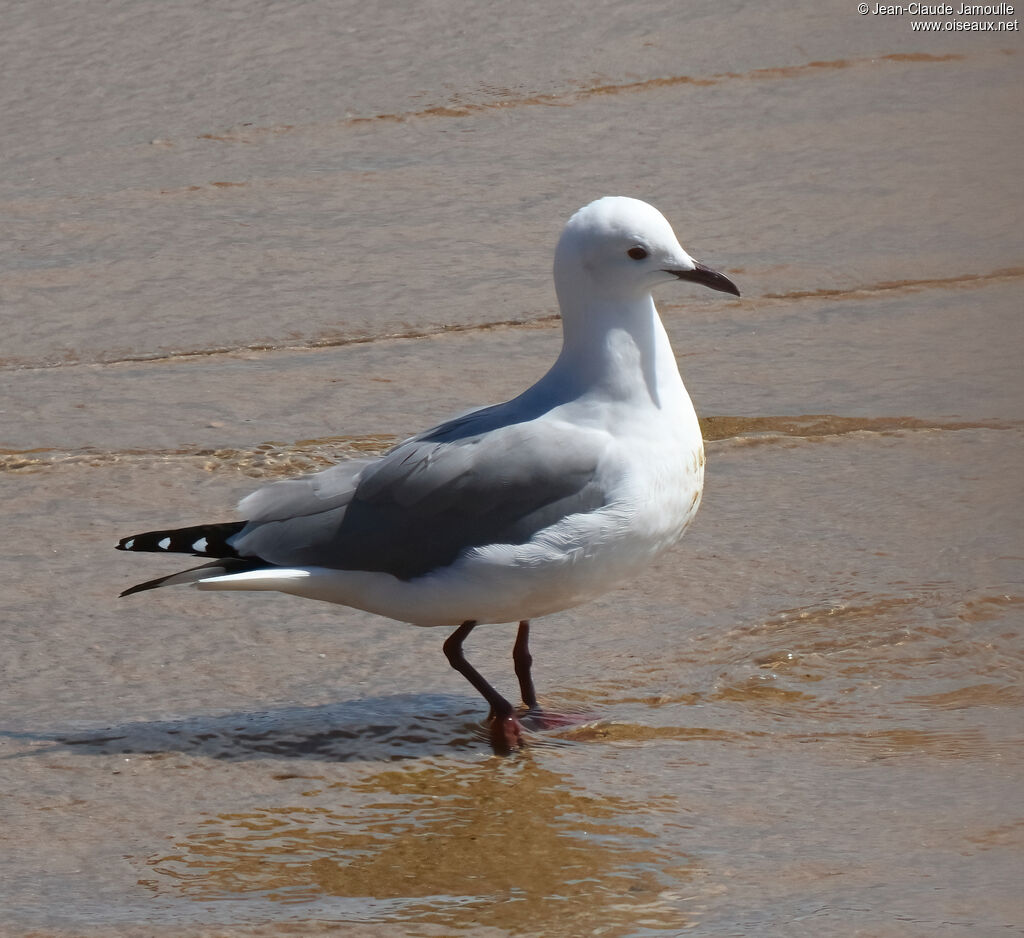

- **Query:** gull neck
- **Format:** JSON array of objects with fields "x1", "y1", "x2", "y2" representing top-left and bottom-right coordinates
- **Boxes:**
[{"x1": 543, "y1": 284, "x2": 684, "y2": 409}]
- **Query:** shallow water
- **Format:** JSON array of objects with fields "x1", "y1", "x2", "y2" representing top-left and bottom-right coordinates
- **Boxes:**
[{"x1": 2, "y1": 1, "x2": 1022, "y2": 935}]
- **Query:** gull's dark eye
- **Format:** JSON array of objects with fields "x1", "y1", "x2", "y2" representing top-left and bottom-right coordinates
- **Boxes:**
[{"x1": 627, "y1": 246, "x2": 648, "y2": 260}]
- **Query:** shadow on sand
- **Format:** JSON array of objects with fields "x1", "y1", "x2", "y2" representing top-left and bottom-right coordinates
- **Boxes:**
[{"x1": 0, "y1": 694, "x2": 496, "y2": 763}]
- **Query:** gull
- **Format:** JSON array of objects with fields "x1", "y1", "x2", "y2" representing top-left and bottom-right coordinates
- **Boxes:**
[{"x1": 117, "y1": 196, "x2": 740, "y2": 753}]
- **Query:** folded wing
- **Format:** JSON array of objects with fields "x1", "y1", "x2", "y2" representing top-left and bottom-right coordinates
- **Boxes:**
[{"x1": 231, "y1": 408, "x2": 610, "y2": 580}]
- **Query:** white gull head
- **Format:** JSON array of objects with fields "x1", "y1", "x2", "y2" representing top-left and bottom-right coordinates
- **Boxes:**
[
  {"x1": 553, "y1": 196, "x2": 740, "y2": 308},
  {"x1": 544, "y1": 196, "x2": 739, "y2": 404}
]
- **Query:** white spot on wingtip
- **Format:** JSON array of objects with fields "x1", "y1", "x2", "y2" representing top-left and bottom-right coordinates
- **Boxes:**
[
  {"x1": 124, "y1": 538, "x2": 135, "y2": 549},
  {"x1": 158, "y1": 537, "x2": 171, "y2": 550},
  {"x1": 192, "y1": 537, "x2": 208, "y2": 552}
]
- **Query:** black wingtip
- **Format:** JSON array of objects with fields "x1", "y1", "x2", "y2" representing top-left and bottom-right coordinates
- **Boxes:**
[
  {"x1": 115, "y1": 522, "x2": 246, "y2": 556},
  {"x1": 119, "y1": 575, "x2": 172, "y2": 597},
  {"x1": 117, "y1": 558, "x2": 269, "y2": 599}
]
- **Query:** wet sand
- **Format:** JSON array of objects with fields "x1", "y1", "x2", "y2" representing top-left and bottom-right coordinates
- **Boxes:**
[{"x1": 2, "y1": 2, "x2": 1022, "y2": 935}]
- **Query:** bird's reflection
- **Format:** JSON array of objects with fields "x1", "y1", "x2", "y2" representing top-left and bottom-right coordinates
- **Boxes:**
[{"x1": 149, "y1": 757, "x2": 694, "y2": 933}]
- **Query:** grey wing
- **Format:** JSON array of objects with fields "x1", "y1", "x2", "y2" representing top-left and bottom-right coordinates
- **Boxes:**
[
  {"x1": 230, "y1": 415, "x2": 611, "y2": 580},
  {"x1": 237, "y1": 459, "x2": 374, "y2": 522}
]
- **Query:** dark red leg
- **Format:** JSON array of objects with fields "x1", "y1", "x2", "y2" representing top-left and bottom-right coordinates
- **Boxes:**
[
  {"x1": 443, "y1": 620, "x2": 524, "y2": 754},
  {"x1": 512, "y1": 621, "x2": 593, "y2": 731},
  {"x1": 513, "y1": 620, "x2": 539, "y2": 711}
]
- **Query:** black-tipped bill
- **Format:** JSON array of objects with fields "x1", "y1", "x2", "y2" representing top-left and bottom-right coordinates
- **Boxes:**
[{"x1": 667, "y1": 261, "x2": 740, "y2": 297}]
